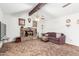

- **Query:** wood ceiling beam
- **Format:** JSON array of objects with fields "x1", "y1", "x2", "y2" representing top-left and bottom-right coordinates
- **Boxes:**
[{"x1": 29, "y1": 3, "x2": 47, "y2": 16}]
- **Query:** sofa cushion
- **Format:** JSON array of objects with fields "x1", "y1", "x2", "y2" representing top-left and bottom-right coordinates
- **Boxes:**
[
  {"x1": 46, "y1": 32, "x2": 56, "y2": 37},
  {"x1": 48, "y1": 37, "x2": 56, "y2": 40},
  {"x1": 56, "y1": 33, "x2": 61, "y2": 38}
]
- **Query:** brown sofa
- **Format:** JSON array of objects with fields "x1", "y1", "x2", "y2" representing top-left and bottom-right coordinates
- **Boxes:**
[{"x1": 42, "y1": 32, "x2": 65, "y2": 44}]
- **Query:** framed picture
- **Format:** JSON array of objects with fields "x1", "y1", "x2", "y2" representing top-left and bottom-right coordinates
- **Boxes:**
[
  {"x1": 66, "y1": 19, "x2": 71, "y2": 23},
  {"x1": 66, "y1": 24, "x2": 71, "y2": 27},
  {"x1": 33, "y1": 21, "x2": 37, "y2": 27},
  {"x1": 66, "y1": 19, "x2": 71, "y2": 27},
  {"x1": 18, "y1": 18, "x2": 25, "y2": 26},
  {"x1": 77, "y1": 19, "x2": 79, "y2": 24},
  {"x1": 28, "y1": 18, "x2": 31, "y2": 23}
]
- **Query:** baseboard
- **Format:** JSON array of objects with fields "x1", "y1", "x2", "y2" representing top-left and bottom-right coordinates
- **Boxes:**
[{"x1": 66, "y1": 42, "x2": 79, "y2": 47}]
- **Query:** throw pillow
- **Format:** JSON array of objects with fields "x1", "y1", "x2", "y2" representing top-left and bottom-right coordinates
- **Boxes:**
[
  {"x1": 56, "y1": 33, "x2": 61, "y2": 38},
  {"x1": 45, "y1": 34, "x2": 48, "y2": 37}
]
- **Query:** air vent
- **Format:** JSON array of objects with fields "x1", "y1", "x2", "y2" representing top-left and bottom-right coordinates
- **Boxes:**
[{"x1": 62, "y1": 3, "x2": 71, "y2": 8}]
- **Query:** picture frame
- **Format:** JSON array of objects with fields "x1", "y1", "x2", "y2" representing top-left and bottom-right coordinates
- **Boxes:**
[
  {"x1": 18, "y1": 18, "x2": 25, "y2": 26},
  {"x1": 28, "y1": 18, "x2": 31, "y2": 23},
  {"x1": 77, "y1": 19, "x2": 79, "y2": 24},
  {"x1": 66, "y1": 19, "x2": 71, "y2": 27},
  {"x1": 66, "y1": 24, "x2": 71, "y2": 27},
  {"x1": 66, "y1": 19, "x2": 71, "y2": 23},
  {"x1": 33, "y1": 21, "x2": 37, "y2": 27}
]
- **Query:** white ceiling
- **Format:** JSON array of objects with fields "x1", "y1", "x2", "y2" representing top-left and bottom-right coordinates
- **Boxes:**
[
  {"x1": 0, "y1": 3, "x2": 37, "y2": 14},
  {"x1": 41, "y1": 3, "x2": 79, "y2": 18},
  {"x1": 0, "y1": 3, "x2": 79, "y2": 18}
]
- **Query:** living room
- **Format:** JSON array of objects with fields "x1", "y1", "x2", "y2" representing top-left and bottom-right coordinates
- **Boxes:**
[{"x1": 0, "y1": 3, "x2": 79, "y2": 56}]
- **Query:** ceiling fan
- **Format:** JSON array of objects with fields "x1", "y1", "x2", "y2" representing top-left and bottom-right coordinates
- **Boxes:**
[{"x1": 62, "y1": 3, "x2": 71, "y2": 8}]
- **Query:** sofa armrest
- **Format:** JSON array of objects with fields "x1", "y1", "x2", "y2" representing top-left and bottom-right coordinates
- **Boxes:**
[
  {"x1": 57, "y1": 35, "x2": 65, "y2": 44},
  {"x1": 59, "y1": 35, "x2": 65, "y2": 39}
]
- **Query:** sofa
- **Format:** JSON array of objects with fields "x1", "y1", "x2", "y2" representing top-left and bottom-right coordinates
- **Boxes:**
[{"x1": 42, "y1": 32, "x2": 65, "y2": 44}]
